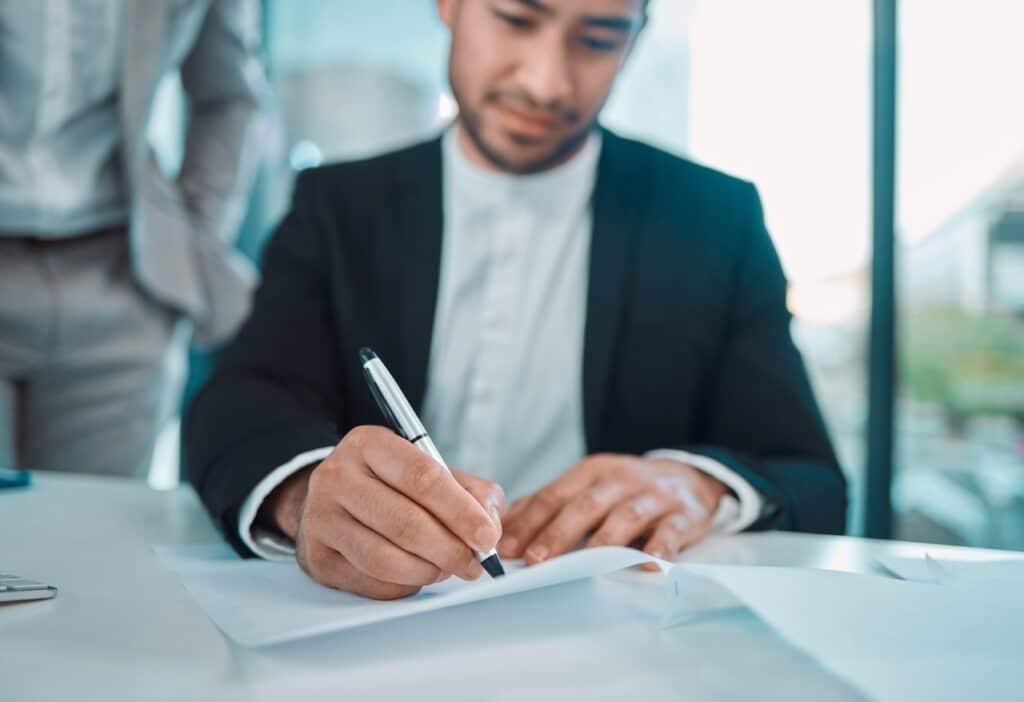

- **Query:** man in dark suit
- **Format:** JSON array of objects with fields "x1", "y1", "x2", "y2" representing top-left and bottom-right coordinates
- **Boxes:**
[{"x1": 185, "y1": 0, "x2": 847, "y2": 600}]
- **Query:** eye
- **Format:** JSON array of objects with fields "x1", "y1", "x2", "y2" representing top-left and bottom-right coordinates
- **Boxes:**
[
  {"x1": 581, "y1": 36, "x2": 621, "y2": 52},
  {"x1": 494, "y1": 10, "x2": 535, "y2": 30}
]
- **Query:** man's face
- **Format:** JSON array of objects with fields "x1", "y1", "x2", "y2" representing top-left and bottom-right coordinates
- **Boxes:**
[{"x1": 437, "y1": 0, "x2": 646, "y2": 174}]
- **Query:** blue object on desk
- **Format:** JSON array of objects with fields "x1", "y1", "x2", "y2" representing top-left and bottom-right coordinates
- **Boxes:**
[{"x1": 0, "y1": 467, "x2": 32, "y2": 489}]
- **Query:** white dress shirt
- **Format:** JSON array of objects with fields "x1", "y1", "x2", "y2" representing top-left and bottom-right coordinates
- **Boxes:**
[
  {"x1": 0, "y1": 0, "x2": 128, "y2": 236},
  {"x1": 239, "y1": 126, "x2": 763, "y2": 559}
]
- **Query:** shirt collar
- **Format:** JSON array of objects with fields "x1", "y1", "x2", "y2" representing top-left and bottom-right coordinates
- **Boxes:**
[{"x1": 443, "y1": 123, "x2": 602, "y2": 211}]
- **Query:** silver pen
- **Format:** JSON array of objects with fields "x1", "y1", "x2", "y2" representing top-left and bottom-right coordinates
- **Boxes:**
[{"x1": 359, "y1": 347, "x2": 505, "y2": 578}]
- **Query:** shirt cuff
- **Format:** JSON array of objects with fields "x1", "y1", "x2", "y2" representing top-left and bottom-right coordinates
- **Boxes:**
[
  {"x1": 237, "y1": 446, "x2": 334, "y2": 560},
  {"x1": 644, "y1": 449, "x2": 763, "y2": 534}
]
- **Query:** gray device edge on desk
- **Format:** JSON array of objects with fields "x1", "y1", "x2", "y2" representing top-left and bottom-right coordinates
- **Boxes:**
[{"x1": 0, "y1": 577, "x2": 57, "y2": 603}]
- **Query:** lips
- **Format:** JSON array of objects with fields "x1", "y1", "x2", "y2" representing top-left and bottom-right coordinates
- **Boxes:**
[{"x1": 497, "y1": 104, "x2": 561, "y2": 139}]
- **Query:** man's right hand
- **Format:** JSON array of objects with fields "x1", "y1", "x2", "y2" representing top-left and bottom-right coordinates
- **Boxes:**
[{"x1": 259, "y1": 425, "x2": 504, "y2": 600}]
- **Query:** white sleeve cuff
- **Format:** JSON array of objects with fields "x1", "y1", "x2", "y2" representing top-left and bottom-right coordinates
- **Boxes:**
[
  {"x1": 237, "y1": 446, "x2": 334, "y2": 560},
  {"x1": 644, "y1": 449, "x2": 763, "y2": 534}
]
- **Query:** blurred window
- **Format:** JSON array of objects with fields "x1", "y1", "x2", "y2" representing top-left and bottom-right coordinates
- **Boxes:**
[{"x1": 895, "y1": 0, "x2": 1024, "y2": 549}]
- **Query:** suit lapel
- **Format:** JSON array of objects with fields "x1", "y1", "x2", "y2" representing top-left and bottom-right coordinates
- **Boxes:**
[
  {"x1": 394, "y1": 139, "x2": 445, "y2": 413},
  {"x1": 583, "y1": 130, "x2": 653, "y2": 450}
]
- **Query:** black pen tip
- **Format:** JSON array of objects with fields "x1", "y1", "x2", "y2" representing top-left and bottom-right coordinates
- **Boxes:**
[
  {"x1": 359, "y1": 347, "x2": 378, "y2": 364},
  {"x1": 481, "y1": 553, "x2": 505, "y2": 578}
]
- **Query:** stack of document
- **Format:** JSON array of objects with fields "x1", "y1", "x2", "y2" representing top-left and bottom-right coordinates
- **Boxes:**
[
  {"x1": 158, "y1": 545, "x2": 1024, "y2": 701},
  {"x1": 876, "y1": 551, "x2": 1024, "y2": 584}
]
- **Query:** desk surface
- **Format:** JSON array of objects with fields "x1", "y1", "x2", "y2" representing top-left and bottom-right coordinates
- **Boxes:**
[{"x1": 1, "y1": 473, "x2": 1016, "y2": 701}]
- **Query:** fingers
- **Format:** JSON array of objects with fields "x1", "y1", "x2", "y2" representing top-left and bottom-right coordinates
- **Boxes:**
[
  {"x1": 586, "y1": 493, "x2": 678, "y2": 550},
  {"x1": 297, "y1": 538, "x2": 423, "y2": 600},
  {"x1": 640, "y1": 512, "x2": 711, "y2": 565},
  {"x1": 452, "y1": 467, "x2": 506, "y2": 530},
  {"x1": 293, "y1": 427, "x2": 493, "y2": 598},
  {"x1": 324, "y1": 508, "x2": 445, "y2": 586},
  {"x1": 338, "y1": 471, "x2": 484, "y2": 581},
  {"x1": 351, "y1": 427, "x2": 500, "y2": 552},
  {"x1": 495, "y1": 455, "x2": 723, "y2": 571},
  {"x1": 517, "y1": 482, "x2": 638, "y2": 564},
  {"x1": 505, "y1": 496, "x2": 530, "y2": 522},
  {"x1": 498, "y1": 463, "x2": 600, "y2": 558}
]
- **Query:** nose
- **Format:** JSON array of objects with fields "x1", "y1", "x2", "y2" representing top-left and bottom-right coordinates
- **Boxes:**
[{"x1": 516, "y1": 32, "x2": 573, "y2": 110}]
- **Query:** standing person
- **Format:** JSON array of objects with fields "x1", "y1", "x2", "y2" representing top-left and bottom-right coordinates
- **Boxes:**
[
  {"x1": 186, "y1": 0, "x2": 847, "y2": 600},
  {"x1": 0, "y1": 0, "x2": 268, "y2": 477}
]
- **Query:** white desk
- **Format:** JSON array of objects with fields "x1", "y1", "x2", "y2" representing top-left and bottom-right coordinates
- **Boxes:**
[{"x1": 1, "y1": 473, "x2": 1015, "y2": 701}]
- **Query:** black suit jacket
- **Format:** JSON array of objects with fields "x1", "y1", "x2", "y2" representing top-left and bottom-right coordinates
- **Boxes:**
[{"x1": 185, "y1": 129, "x2": 848, "y2": 557}]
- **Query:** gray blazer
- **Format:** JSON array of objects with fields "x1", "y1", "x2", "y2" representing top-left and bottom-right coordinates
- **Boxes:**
[{"x1": 124, "y1": 0, "x2": 268, "y2": 347}]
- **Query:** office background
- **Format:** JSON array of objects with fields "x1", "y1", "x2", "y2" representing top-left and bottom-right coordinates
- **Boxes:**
[{"x1": 145, "y1": 0, "x2": 1024, "y2": 552}]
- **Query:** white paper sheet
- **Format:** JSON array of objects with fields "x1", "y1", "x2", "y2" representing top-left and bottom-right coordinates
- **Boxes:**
[
  {"x1": 676, "y1": 563, "x2": 1024, "y2": 701},
  {"x1": 875, "y1": 553, "x2": 1024, "y2": 584},
  {"x1": 155, "y1": 544, "x2": 667, "y2": 647},
  {"x1": 159, "y1": 544, "x2": 1024, "y2": 701}
]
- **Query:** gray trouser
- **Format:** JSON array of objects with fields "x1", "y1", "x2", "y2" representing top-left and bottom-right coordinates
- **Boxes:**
[{"x1": 0, "y1": 228, "x2": 186, "y2": 478}]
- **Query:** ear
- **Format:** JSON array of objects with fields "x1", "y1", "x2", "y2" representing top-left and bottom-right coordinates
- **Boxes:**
[{"x1": 436, "y1": 0, "x2": 458, "y2": 29}]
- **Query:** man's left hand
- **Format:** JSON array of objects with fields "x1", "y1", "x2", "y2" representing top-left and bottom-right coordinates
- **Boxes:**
[{"x1": 498, "y1": 454, "x2": 730, "y2": 568}]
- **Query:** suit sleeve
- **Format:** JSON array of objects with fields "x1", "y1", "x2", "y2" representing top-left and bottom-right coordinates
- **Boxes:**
[
  {"x1": 683, "y1": 184, "x2": 848, "y2": 534},
  {"x1": 178, "y1": 0, "x2": 270, "y2": 346},
  {"x1": 183, "y1": 170, "x2": 344, "y2": 556}
]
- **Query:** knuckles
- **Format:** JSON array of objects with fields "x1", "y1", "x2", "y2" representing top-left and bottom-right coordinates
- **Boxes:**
[
  {"x1": 618, "y1": 504, "x2": 645, "y2": 524},
  {"x1": 532, "y1": 488, "x2": 566, "y2": 514},
  {"x1": 575, "y1": 489, "x2": 603, "y2": 516},
  {"x1": 584, "y1": 453, "x2": 620, "y2": 473},
  {"x1": 407, "y1": 458, "x2": 445, "y2": 494},
  {"x1": 341, "y1": 424, "x2": 389, "y2": 454},
  {"x1": 310, "y1": 449, "x2": 356, "y2": 491},
  {"x1": 305, "y1": 463, "x2": 332, "y2": 497},
  {"x1": 388, "y1": 508, "x2": 421, "y2": 548},
  {"x1": 297, "y1": 540, "x2": 334, "y2": 585}
]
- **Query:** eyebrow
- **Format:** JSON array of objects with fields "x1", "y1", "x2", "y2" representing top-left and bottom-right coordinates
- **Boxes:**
[
  {"x1": 507, "y1": 0, "x2": 639, "y2": 33},
  {"x1": 509, "y1": 0, "x2": 555, "y2": 14}
]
